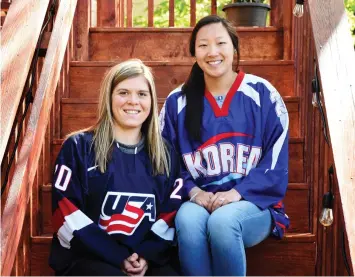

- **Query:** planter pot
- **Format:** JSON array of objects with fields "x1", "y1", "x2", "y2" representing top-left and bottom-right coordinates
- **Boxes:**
[{"x1": 222, "y1": 2, "x2": 271, "y2": 27}]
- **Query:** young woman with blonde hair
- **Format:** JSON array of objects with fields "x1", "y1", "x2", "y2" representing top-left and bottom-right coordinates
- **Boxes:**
[{"x1": 49, "y1": 59, "x2": 182, "y2": 276}]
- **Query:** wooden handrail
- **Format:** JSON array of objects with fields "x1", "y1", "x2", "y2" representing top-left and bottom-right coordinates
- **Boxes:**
[
  {"x1": 0, "y1": 0, "x2": 50, "y2": 164},
  {"x1": 308, "y1": 0, "x2": 355, "y2": 272},
  {"x1": 0, "y1": 0, "x2": 77, "y2": 275}
]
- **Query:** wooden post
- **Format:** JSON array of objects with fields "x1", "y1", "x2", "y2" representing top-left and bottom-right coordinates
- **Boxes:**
[
  {"x1": 120, "y1": 0, "x2": 125, "y2": 27},
  {"x1": 190, "y1": 0, "x2": 196, "y2": 27},
  {"x1": 269, "y1": 0, "x2": 293, "y2": 60},
  {"x1": 211, "y1": 0, "x2": 217, "y2": 15},
  {"x1": 73, "y1": 0, "x2": 90, "y2": 61},
  {"x1": 270, "y1": 0, "x2": 283, "y2": 28},
  {"x1": 97, "y1": 0, "x2": 120, "y2": 27},
  {"x1": 127, "y1": 0, "x2": 132, "y2": 27},
  {"x1": 169, "y1": 0, "x2": 174, "y2": 27},
  {"x1": 148, "y1": 0, "x2": 154, "y2": 27},
  {"x1": 282, "y1": 0, "x2": 294, "y2": 60}
]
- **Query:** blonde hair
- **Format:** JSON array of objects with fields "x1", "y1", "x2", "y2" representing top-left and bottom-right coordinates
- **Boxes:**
[{"x1": 73, "y1": 59, "x2": 170, "y2": 175}]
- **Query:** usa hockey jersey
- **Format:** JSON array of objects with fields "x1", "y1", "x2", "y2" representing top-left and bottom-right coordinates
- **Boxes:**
[
  {"x1": 160, "y1": 72, "x2": 290, "y2": 238},
  {"x1": 49, "y1": 132, "x2": 182, "y2": 272}
]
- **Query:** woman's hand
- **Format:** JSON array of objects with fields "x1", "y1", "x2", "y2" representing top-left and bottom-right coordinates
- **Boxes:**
[
  {"x1": 122, "y1": 253, "x2": 148, "y2": 276},
  {"x1": 189, "y1": 187, "x2": 214, "y2": 209},
  {"x1": 207, "y1": 189, "x2": 242, "y2": 212}
]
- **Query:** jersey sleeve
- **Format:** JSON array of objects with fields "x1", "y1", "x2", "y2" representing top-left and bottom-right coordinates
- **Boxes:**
[
  {"x1": 51, "y1": 136, "x2": 131, "y2": 268},
  {"x1": 133, "y1": 142, "x2": 182, "y2": 265},
  {"x1": 234, "y1": 85, "x2": 289, "y2": 210},
  {"x1": 159, "y1": 94, "x2": 196, "y2": 199}
]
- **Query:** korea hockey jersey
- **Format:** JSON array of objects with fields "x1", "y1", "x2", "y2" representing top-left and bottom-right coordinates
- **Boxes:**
[
  {"x1": 49, "y1": 132, "x2": 182, "y2": 272},
  {"x1": 160, "y1": 72, "x2": 290, "y2": 238}
]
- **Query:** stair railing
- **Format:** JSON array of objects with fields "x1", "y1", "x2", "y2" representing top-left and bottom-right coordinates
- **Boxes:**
[
  {"x1": 308, "y1": 0, "x2": 355, "y2": 272},
  {"x1": 0, "y1": 0, "x2": 51, "y2": 165},
  {"x1": 93, "y1": 0, "x2": 291, "y2": 31},
  {"x1": 0, "y1": 1, "x2": 78, "y2": 275}
]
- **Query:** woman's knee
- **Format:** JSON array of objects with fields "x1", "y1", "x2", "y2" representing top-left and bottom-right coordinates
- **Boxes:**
[
  {"x1": 207, "y1": 201, "x2": 272, "y2": 247},
  {"x1": 207, "y1": 206, "x2": 242, "y2": 238},
  {"x1": 175, "y1": 201, "x2": 209, "y2": 232},
  {"x1": 207, "y1": 201, "x2": 261, "y2": 237}
]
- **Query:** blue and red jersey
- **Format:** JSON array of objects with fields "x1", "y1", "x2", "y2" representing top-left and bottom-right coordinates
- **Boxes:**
[
  {"x1": 159, "y1": 72, "x2": 290, "y2": 238},
  {"x1": 49, "y1": 132, "x2": 182, "y2": 272}
]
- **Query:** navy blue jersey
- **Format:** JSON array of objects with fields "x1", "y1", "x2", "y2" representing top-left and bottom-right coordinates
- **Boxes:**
[
  {"x1": 49, "y1": 132, "x2": 182, "y2": 272},
  {"x1": 159, "y1": 72, "x2": 290, "y2": 238}
]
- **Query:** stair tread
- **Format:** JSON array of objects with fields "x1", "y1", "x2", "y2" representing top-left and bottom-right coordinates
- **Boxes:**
[
  {"x1": 89, "y1": 26, "x2": 284, "y2": 61},
  {"x1": 68, "y1": 61, "x2": 296, "y2": 104},
  {"x1": 52, "y1": 136, "x2": 304, "y2": 145},
  {"x1": 61, "y1": 96, "x2": 301, "y2": 103},
  {"x1": 90, "y1": 26, "x2": 282, "y2": 33},
  {"x1": 42, "y1": 182, "x2": 309, "y2": 192},
  {"x1": 70, "y1": 60, "x2": 295, "y2": 67},
  {"x1": 30, "y1": 232, "x2": 316, "y2": 275},
  {"x1": 32, "y1": 232, "x2": 316, "y2": 243}
]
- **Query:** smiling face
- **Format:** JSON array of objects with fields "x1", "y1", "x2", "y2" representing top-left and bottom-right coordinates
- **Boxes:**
[
  {"x1": 194, "y1": 22, "x2": 235, "y2": 80},
  {"x1": 111, "y1": 74, "x2": 152, "y2": 134}
]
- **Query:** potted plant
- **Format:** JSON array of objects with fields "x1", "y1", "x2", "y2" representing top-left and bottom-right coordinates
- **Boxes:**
[{"x1": 222, "y1": 0, "x2": 271, "y2": 27}]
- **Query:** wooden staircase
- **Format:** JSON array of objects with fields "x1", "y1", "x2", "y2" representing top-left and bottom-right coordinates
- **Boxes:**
[
  {"x1": 28, "y1": 1, "x2": 318, "y2": 275},
  {"x1": 3, "y1": 0, "x2": 353, "y2": 276}
]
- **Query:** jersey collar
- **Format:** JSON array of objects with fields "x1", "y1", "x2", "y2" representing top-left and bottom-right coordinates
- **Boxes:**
[{"x1": 205, "y1": 71, "x2": 245, "y2": 117}]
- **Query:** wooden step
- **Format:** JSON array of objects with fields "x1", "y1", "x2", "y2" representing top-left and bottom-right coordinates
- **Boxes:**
[
  {"x1": 40, "y1": 181, "x2": 309, "y2": 236},
  {"x1": 30, "y1": 233, "x2": 316, "y2": 276},
  {"x1": 60, "y1": 97, "x2": 300, "y2": 138},
  {"x1": 69, "y1": 60, "x2": 295, "y2": 99},
  {"x1": 89, "y1": 27, "x2": 284, "y2": 61},
  {"x1": 246, "y1": 233, "x2": 316, "y2": 275}
]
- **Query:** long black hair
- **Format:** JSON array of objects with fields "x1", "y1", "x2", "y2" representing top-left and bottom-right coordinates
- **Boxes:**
[{"x1": 183, "y1": 15, "x2": 240, "y2": 142}]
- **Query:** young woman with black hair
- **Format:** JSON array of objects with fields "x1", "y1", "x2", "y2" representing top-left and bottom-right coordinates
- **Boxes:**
[{"x1": 160, "y1": 15, "x2": 290, "y2": 276}]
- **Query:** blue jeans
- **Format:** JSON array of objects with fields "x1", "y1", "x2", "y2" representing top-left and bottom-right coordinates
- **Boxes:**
[{"x1": 175, "y1": 200, "x2": 272, "y2": 276}]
